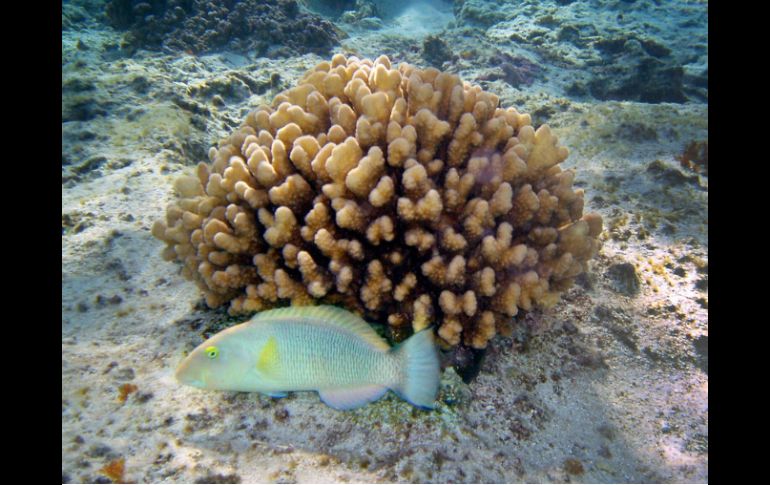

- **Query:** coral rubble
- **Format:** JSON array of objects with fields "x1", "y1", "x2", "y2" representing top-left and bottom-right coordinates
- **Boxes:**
[{"x1": 153, "y1": 54, "x2": 603, "y2": 349}]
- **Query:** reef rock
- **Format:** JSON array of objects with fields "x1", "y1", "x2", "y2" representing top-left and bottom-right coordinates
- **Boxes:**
[{"x1": 105, "y1": 0, "x2": 341, "y2": 57}]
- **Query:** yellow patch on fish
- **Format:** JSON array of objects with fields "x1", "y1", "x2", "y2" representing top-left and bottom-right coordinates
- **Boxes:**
[{"x1": 257, "y1": 335, "x2": 280, "y2": 375}]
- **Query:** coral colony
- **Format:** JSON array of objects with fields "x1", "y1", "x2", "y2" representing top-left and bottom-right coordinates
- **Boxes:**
[{"x1": 153, "y1": 54, "x2": 603, "y2": 350}]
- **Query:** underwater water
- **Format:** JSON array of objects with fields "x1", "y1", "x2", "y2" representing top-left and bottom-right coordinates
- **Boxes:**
[{"x1": 62, "y1": 0, "x2": 708, "y2": 483}]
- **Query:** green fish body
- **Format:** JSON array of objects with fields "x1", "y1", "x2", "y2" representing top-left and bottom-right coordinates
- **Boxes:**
[{"x1": 175, "y1": 305, "x2": 440, "y2": 410}]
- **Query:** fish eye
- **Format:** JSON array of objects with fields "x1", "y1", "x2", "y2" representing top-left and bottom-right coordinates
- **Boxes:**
[{"x1": 205, "y1": 346, "x2": 219, "y2": 359}]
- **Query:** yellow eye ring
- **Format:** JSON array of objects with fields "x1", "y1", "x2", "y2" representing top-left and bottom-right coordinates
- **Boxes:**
[{"x1": 205, "y1": 346, "x2": 219, "y2": 359}]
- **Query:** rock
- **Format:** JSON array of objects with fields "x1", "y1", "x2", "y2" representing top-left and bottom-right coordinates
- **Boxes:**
[
  {"x1": 86, "y1": 443, "x2": 118, "y2": 459},
  {"x1": 104, "y1": 0, "x2": 341, "y2": 56},
  {"x1": 339, "y1": 0, "x2": 382, "y2": 29},
  {"x1": 422, "y1": 35, "x2": 455, "y2": 68},
  {"x1": 588, "y1": 43, "x2": 687, "y2": 103},
  {"x1": 691, "y1": 335, "x2": 707, "y2": 374},
  {"x1": 646, "y1": 160, "x2": 699, "y2": 186},
  {"x1": 564, "y1": 458, "x2": 584, "y2": 475},
  {"x1": 606, "y1": 262, "x2": 641, "y2": 296},
  {"x1": 479, "y1": 53, "x2": 541, "y2": 88},
  {"x1": 194, "y1": 473, "x2": 241, "y2": 484},
  {"x1": 438, "y1": 367, "x2": 472, "y2": 406},
  {"x1": 357, "y1": 17, "x2": 384, "y2": 29},
  {"x1": 453, "y1": 0, "x2": 512, "y2": 27}
]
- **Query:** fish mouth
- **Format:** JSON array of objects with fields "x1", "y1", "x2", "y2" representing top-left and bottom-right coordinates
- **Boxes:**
[{"x1": 175, "y1": 356, "x2": 204, "y2": 388}]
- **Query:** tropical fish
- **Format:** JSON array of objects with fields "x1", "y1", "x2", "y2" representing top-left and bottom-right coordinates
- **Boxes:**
[{"x1": 175, "y1": 305, "x2": 440, "y2": 410}]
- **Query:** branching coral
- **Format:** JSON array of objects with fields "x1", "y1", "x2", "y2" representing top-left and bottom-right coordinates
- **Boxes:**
[{"x1": 153, "y1": 54, "x2": 603, "y2": 349}]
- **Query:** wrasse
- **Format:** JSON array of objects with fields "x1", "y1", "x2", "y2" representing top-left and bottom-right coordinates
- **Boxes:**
[{"x1": 175, "y1": 305, "x2": 440, "y2": 410}]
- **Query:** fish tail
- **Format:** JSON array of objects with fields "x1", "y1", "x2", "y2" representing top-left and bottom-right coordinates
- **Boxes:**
[{"x1": 393, "y1": 328, "x2": 440, "y2": 409}]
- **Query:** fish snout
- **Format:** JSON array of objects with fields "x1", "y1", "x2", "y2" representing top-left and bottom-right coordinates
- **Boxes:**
[{"x1": 175, "y1": 355, "x2": 206, "y2": 388}]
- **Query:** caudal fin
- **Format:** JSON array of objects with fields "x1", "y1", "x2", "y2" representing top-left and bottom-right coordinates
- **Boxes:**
[{"x1": 393, "y1": 329, "x2": 440, "y2": 409}]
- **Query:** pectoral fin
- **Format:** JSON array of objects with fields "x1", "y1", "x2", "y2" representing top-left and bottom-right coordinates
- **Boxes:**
[
  {"x1": 318, "y1": 385, "x2": 388, "y2": 410},
  {"x1": 264, "y1": 391, "x2": 288, "y2": 399}
]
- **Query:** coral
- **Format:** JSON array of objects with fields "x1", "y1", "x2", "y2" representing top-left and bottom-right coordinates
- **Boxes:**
[
  {"x1": 675, "y1": 140, "x2": 708, "y2": 176},
  {"x1": 105, "y1": 0, "x2": 341, "y2": 57},
  {"x1": 154, "y1": 54, "x2": 603, "y2": 349}
]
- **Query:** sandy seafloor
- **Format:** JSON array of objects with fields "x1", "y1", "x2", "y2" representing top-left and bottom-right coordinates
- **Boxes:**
[{"x1": 62, "y1": 0, "x2": 708, "y2": 482}]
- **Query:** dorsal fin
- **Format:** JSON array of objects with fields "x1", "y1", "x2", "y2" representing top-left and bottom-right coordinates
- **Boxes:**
[{"x1": 250, "y1": 305, "x2": 391, "y2": 352}]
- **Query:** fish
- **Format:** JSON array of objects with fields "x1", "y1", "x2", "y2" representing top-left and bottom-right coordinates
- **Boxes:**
[{"x1": 175, "y1": 305, "x2": 440, "y2": 410}]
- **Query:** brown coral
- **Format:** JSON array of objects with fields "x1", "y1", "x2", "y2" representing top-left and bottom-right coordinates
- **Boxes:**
[
  {"x1": 153, "y1": 54, "x2": 603, "y2": 349},
  {"x1": 675, "y1": 139, "x2": 708, "y2": 175}
]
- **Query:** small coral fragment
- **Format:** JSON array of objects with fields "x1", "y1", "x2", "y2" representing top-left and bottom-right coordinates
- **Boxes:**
[
  {"x1": 99, "y1": 457, "x2": 125, "y2": 483},
  {"x1": 117, "y1": 383, "x2": 138, "y2": 403}
]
